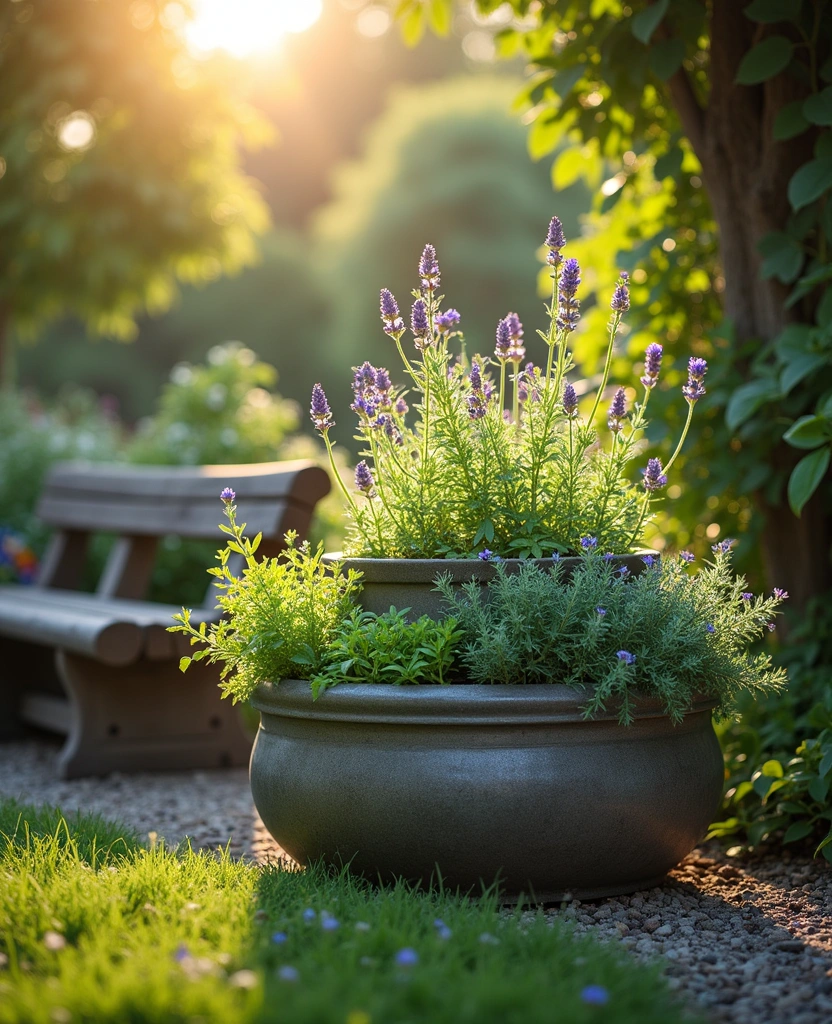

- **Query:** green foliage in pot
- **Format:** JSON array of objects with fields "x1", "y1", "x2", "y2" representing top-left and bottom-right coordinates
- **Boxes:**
[{"x1": 311, "y1": 222, "x2": 709, "y2": 559}]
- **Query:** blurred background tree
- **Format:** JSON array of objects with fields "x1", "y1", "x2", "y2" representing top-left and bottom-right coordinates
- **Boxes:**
[{"x1": 0, "y1": 0, "x2": 270, "y2": 382}]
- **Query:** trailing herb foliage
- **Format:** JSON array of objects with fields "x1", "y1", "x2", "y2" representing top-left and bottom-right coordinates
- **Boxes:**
[
  {"x1": 170, "y1": 493, "x2": 363, "y2": 704},
  {"x1": 311, "y1": 225, "x2": 707, "y2": 559},
  {"x1": 311, "y1": 608, "x2": 464, "y2": 697},
  {"x1": 435, "y1": 547, "x2": 787, "y2": 724}
]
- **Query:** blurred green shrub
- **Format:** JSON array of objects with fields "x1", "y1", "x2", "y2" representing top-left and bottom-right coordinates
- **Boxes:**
[{"x1": 314, "y1": 75, "x2": 590, "y2": 445}]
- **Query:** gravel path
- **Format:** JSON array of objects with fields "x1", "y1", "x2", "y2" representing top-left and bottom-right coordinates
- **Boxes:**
[{"x1": 2, "y1": 737, "x2": 830, "y2": 1024}]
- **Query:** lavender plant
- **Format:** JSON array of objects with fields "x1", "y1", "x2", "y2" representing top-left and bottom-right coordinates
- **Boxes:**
[{"x1": 312, "y1": 219, "x2": 707, "y2": 559}]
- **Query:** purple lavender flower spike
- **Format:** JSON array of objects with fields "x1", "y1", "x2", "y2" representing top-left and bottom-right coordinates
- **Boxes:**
[
  {"x1": 683, "y1": 356, "x2": 708, "y2": 402},
  {"x1": 711, "y1": 538, "x2": 735, "y2": 555},
  {"x1": 395, "y1": 396, "x2": 408, "y2": 416},
  {"x1": 411, "y1": 298, "x2": 430, "y2": 348},
  {"x1": 680, "y1": 550, "x2": 695, "y2": 564},
  {"x1": 435, "y1": 309, "x2": 460, "y2": 333},
  {"x1": 773, "y1": 588, "x2": 789, "y2": 600},
  {"x1": 603, "y1": 552, "x2": 615, "y2": 562},
  {"x1": 610, "y1": 275, "x2": 630, "y2": 313},
  {"x1": 354, "y1": 461, "x2": 374, "y2": 496},
  {"x1": 220, "y1": 487, "x2": 236, "y2": 504},
  {"x1": 741, "y1": 592, "x2": 753, "y2": 601},
  {"x1": 375, "y1": 367, "x2": 392, "y2": 393},
  {"x1": 596, "y1": 606, "x2": 607, "y2": 616},
  {"x1": 353, "y1": 361, "x2": 377, "y2": 396},
  {"x1": 495, "y1": 317, "x2": 512, "y2": 360},
  {"x1": 478, "y1": 549, "x2": 493, "y2": 561},
  {"x1": 505, "y1": 312, "x2": 525, "y2": 360},
  {"x1": 469, "y1": 360, "x2": 482, "y2": 392},
  {"x1": 607, "y1": 386, "x2": 627, "y2": 433},
  {"x1": 563, "y1": 382, "x2": 578, "y2": 418},
  {"x1": 419, "y1": 244, "x2": 440, "y2": 292},
  {"x1": 616, "y1": 651, "x2": 636, "y2": 665},
  {"x1": 580, "y1": 536, "x2": 598, "y2": 551},
  {"x1": 380, "y1": 288, "x2": 404, "y2": 335},
  {"x1": 642, "y1": 554, "x2": 657, "y2": 567},
  {"x1": 642, "y1": 457, "x2": 667, "y2": 492},
  {"x1": 556, "y1": 258, "x2": 581, "y2": 332},
  {"x1": 310, "y1": 383, "x2": 334, "y2": 433},
  {"x1": 640, "y1": 343, "x2": 663, "y2": 390},
  {"x1": 545, "y1": 216, "x2": 566, "y2": 265}
]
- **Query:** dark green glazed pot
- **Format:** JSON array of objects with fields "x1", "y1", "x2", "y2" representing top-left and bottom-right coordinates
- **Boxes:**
[
  {"x1": 323, "y1": 554, "x2": 650, "y2": 619},
  {"x1": 249, "y1": 681, "x2": 723, "y2": 902}
]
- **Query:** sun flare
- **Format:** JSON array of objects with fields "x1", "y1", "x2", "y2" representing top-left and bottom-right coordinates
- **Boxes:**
[{"x1": 186, "y1": 0, "x2": 323, "y2": 57}]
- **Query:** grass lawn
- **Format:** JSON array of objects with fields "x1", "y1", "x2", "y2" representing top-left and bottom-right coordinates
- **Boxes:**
[{"x1": 0, "y1": 798, "x2": 700, "y2": 1024}]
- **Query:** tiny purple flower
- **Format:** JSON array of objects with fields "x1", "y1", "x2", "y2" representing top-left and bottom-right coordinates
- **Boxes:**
[
  {"x1": 302, "y1": 909, "x2": 316, "y2": 922},
  {"x1": 470, "y1": 360, "x2": 483, "y2": 392},
  {"x1": 419, "y1": 244, "x2": 440, "y2": 291},
  {"x1": 380, "y1": 288, "x2": 404, "y2": 335},
  {"x1": 767, "y1": 622, "x2": 776, "y2": 632},
  {"x1": 478, "y1": 549, "x2": 493, "y2": 561},
  {"x1": 321, "y1": 917, "x2": 339, "y2": 932},
  {"x1": 375, "y1": 367, "x2": 392, "y2": 394},
  {"x1": 741, "y1": 592, "x2": 753, "y2": 601},
  {"x1": 773, "y1": 588, "x2": 789, "y2": 600},
  {"x1": 680, "y1": 550, "x2": 695, "y2": 564},
  {"x1": 642, "y1": 554, "x2": 657, "y2": 567},
  {"x1": 563, "y1": 382, "x2": 578, "y2": 418},
  {"x1": 355, "y1": 461, "x2": 375, "y2": 496},
  {"x1": 435, "y1": 308, "x2": 461, "y2": 333},
  {"x1": 581, "y1": 985, "x2": 610, "y2": 1006},
  {"x1": 580, "y1": 536, "x2": 598, "y2": 551},
  {"x1": 557, "y1": 258, "x2": 581, "y2": 333},
  {"x1": 640, "y1": 343, "x2": 663, "y2": 390},
  {"x1": 610, "y1": 277, "x2": 630, "y2": 313},
  {"x1": 617, "y1": 650, "x2": 636, "y2": 665},
  {"x1": 310, "y1": 383, "x2": 334, "y2": 433},
  {"x1": 411, "y1": 298, "x2": 430, "y2": 346},
  {"x1": 220, "y1": 487, "x2": 236, "y2": 504},
  {"x1": 546, "y1": 215, "x2": 566, "y2": 252},
  {"x1": 596, "y1": 607, "x2": 607, "y2": 616},
  {"x1": 277, "y1": 965, "x2": 299, "y2": 982},
  {"x1": 495, "y1": 317, "x2": 512, "y2": 360},
  {"x1": 437, "y1": 926, "x2": 452, "y2": 940},
  {"x1": 607, "y1": 386, "x2": 627, "y2": 434},
  {"x1": 395, "y1": 397, "x2": 408, "y2": 415},
  {"x1": 603, "y1": 553, "x2": 616, "y2": 562},
  {"x1": 506, "y1": 312, "x2": 525, "y2": 360},
  {"x1": 642, "y1": 457, "x2": 668, "y2": 493},
  {"x1": 711, "y1": 538, "x2": 736, "y2": 555},
  {"x1": 272, "y1": 932, "x2": 287, "y2": 944},
  {"x1": 706, "y1": 623, "x2": 715, "y2": 633},
  {"x1": 617, "y1": 565, "x2": 630, "y2": 578},
  {"x1": 551, "y1": 552, "x2": 561, "y2": 562},
  {"x1": 683, "y1": 356, "x2": 708, "y2": 403},
  {"x1": 395, "y1": 948, "x2": 419, "y2": 967},
  {"x1": 173, "y1": 944, "x2": 190, "y2": 962}
]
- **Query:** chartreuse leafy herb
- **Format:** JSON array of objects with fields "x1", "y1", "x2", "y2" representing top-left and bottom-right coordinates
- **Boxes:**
[
  {"x1": 435, "y1": 546, "x2": 788, "y2": 724},
  {"x1": 311, "y1": 224, "x2": 708, "y2": 559},
  {"x1": 310, "y1": 608, "x2": 464, "y2": 697},
  {"x1": 169, "y1": 493, "x2": 363, "y2": 703}
]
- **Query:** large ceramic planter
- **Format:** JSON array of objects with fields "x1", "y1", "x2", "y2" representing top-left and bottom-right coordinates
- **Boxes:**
[
  {"x1": 250, "y1": 680, "x2": 723, "y2": 902},
  {"x1": 323, "y1": 554, "x2": 650, "y2": 619}
]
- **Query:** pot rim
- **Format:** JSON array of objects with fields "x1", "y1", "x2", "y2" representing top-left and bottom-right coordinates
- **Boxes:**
[
  {"x1": 251, "y1": 679, "x2": 716, "y2": 726},
  {"x1": 321, "y1": 552, "x2": 654, "y2": 584}
]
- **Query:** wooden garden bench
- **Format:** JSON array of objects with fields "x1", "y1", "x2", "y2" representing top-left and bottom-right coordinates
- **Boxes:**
[{"x1": 0, "y1": 460, "x2": 330, "y2": 778}]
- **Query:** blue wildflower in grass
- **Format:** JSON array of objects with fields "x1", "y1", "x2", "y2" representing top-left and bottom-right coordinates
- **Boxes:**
[
  {"x1": 321, "y1": 917, "x2": 340, "y2": 932},
  {"x1": 607, "y1": 387, "x2": 627, "y2": 434},
  {"x1": 580, "y1": 536, "x2": 598, "y2": 551},
  {"x1": 563, "y1": 381, "x2": 579, "y2": 418},
  {"x1": 596, "y1": 607, "x2": 607, "y2": 616},
  {"x1": 711, "y1": 538, "x2": 735, "y2": 555},
  {"x1": 603, "y1": 552, "x2": 615, "y2": 562},
  {"x1": 355, "y1": 462, "x2": 375, "y2": 496},
  {"x1": 302, "y1": 909, "x2": 316, "y2": 922},
  {"x1": 437, "y1": 925, "x2": 452, "y2": 940},
  {"x1": 642, "y1": 554, "x2": 657, "y2": 567},
  {"x1": 433, "y1": 919, "x2": 446, "y2": 929},
  {"x1": 610, "y1": 274, "x2": 630, "y2": 313},
  {"x1": 706, "y1": 623, "x2": 716, "y2": 633},
  {"x1": 742, "y1": 592, "x2": 753, "y2": 601},
  {"x1": 220, "y1": 487, "x2": 236, "y2": 504},
  {"x1": 419, "y1": 243, "x2": 440, "y2": 292},
  {"x1": 411, "y1": 298, "x2": 430, "y2": 348},
  {"x1": 395, "y1": 948, "x2": 419, "y2": 967},
  {"x1": 773, "y1": 588, "x2": 789, "y2": 600},
  {"x1": 495, "y1": 317, "x2": 512, "y2": 361},
  {"x1": 640, "y1": 342, "x2": 663, "y2": 391},
  {"x1": 173, "y1": 944, "x2": 190, "y2": 962},
  {"x1": 380, "y1": 288, "x2": 404, "y2": 335},
  {"x1": 581, "y1": 984, "x2": 610, "y2": 1006},
  {"x1": 545, "y1": 215, "x2": 566, "y2": 266},
  {"x1": 617, "y1": 565, "x2": 630, "y2": 578},
  {"x1": 683, "y1": 356, "x2": 708, "y2": 402},
  {"x1": 277, "y1": 966, "x2": 299, "y2": 982},
  {"x1": 617, "y1": 651, "x2": 636, "y2": 665},
  {"x1": 435, "y1": 309, "x2": 461, "y2": 333},
  {"x1": 271, "y1": 932, "x2": 288, "y2": 945},
  {"x1": 679, "y1": 550, "x2": 695, "y2": 564},
  {"x1": 642, "y1": 457, "x2": 668, "y2": 493},
  {"x1": 478, "y1": 549, "x2": 493, "y2": 561},
  {"x1": 310, "y1": 384, "x2": 334, "y2": 433},
  {"x1": 556, "y1": 258, "x2": 581, "y2": 333}
]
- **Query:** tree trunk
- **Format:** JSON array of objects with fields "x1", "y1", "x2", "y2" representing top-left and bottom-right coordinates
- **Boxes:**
[{"x1": 666, "y1": 1, "x2": 831, "y2": 608}]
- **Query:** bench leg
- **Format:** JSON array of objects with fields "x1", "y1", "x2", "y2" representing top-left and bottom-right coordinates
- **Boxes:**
[
  {"x1": 55, "y1": 651, "x2": 253, "y2": 779},
  {"x1": 0, "y1": 639, "x2": 62, "y2": 739}
]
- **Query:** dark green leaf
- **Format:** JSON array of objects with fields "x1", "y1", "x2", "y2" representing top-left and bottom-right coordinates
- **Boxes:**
[
  {"x1": 783, "y1": 820, "x2": 813, "y2": 843},
  {"x1": 788, "y1": 158, "x2": 832, "y2": 210},
  {"x1": 653, "y1": 147, "x2": 684, "y2": 180},
  {"x1": 788, "y1": 446, "x2": 831, "y2": 515},
  {"x1": 735, "y1": 36, "x2": 794, "y2": 85},
  {"x1": 817, "y1": 134, "x2": 832, "y2": 160},
  {"x1": 784, "y1": 415, "x2": 829, "y2": 449},
  {"x1": 744, "y1": 0, "x2": 802, "y2": 22},
  {"x1": 726, "y1": 379, "x2": 781, "y2": 429},
  {"x1": 631, "y1": 0, "x2": 669, "y2": 44},
  {"x1": 817, "y1": 286, "x2": 832, "y2": 327},
  {"x1": 774, "y1": 100, "x2": 811, "y2": 140},
  {"x1": 649, "y1": 38, "x2": 686, "y2": 80},
  {"x1": 809, "y1": 775, "x2": 830, "y2": 802},
  {"x1": 804, "y1": 87, "x2": 832, "y2": 126},
  {"x1": 758, "y1": 231, "x2": 804, "y2": 282},
  {"x1": 821, "y1": 747, "x2": 832, "y2": 778},
  {"x1": 781, "y1": 355, "x2": 830, "y2": 395}
]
